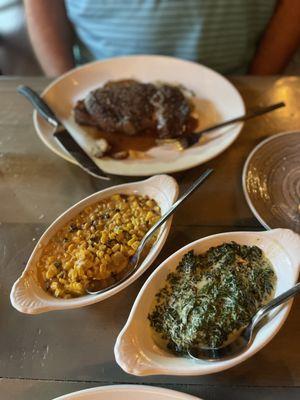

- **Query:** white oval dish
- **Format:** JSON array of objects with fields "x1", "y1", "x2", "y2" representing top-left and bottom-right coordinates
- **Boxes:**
[
  {"x1": 10, "y1": 175, "x2": 178, "y2": 314},
  {"x1": 34, "y1": 55, "x2": 245, "y2": 176},
  {"x1": 114, "y1": 229, "x2": 300, "y2": 376},
  {"x1": 52, "y1": 384, "x2": 201, "y2": 400}
]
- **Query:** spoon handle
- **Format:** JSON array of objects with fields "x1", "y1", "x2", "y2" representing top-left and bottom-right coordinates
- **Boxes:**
[
  {"x1": 252, "y1": 282, "x2": 300, "y2": 328},
  {"x1": 138, "y1": 168, "x2": 213, "y2": 251}
]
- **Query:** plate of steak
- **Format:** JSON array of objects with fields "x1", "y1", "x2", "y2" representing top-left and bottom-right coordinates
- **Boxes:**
[{"x1": 33, "y1": 55, "x2": 244, "y2": 176}]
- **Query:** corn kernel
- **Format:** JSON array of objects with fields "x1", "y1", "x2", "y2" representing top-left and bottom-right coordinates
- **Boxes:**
[
  {"x1": 45, "y1": 264, "x2": 58, "y2": 279},
  {"x1": 131, "y1": 241, "x2": 140, "y2": 250},
  {"x1": 96, "y1": 250, "x2": 104, "y2": 258},
  {"x1": 127, "y1": 237, "x2": 136, "y2": 247},
  {"x1": 112, "y1": 243, "x2": 120, "y2": 252},
  {"x1": 100, "y1": 232, "x2": 108, "y2": 244}
]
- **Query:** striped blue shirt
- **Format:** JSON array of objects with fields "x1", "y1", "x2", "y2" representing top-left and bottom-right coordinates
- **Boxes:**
[{"x1": 65, "y1": 0, "x2": 276, "y2": 74}]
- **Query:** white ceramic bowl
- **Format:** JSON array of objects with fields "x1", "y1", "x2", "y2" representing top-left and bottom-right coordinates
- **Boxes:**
[
  {"x1": 10, "y1": 175, "x2": 178, "y2": 314},
  {"x1": 53, "y1": 384, "x2": 201, "y2": 400},
  {"x1": 114, "y1": 229, "x2": 300, "y2": 376}
]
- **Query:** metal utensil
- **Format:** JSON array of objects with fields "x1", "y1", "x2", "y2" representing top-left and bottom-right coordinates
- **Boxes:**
[
  {"x1": 17, "y1": 85, "x2": 110, "y2": 180},
  {"x1": 188, "y1": 281, "x2": 300, "y2": 362},
  {"x1": 158, "y1": 102, "x2": 285, "y2": 150},
  {"x1": 86, "y1": 168, "x2": 213, "y2": 295}
]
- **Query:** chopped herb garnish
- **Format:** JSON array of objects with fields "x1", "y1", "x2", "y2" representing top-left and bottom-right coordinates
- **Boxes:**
[
  {"x1": 54, "y1": 260, "x2": 62, "y2": 269},
  {"x1": 69, "y1": 224, "x2": 78, "y2": 233}
]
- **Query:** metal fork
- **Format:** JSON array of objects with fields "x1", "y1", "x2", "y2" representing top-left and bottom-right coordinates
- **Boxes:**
[{"x1": 157, "y1": 102, "x2": 285, "y2": 151}]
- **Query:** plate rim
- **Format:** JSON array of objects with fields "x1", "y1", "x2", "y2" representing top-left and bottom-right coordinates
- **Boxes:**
[
  {"x1": 33, "y1": 54, "x2": 245, "y2": 176},
  {"x1": 242, "y1": 130, "x2": 300, "y2": 230},
  {"x1": 52, "y1": 384, "x2": 202, "y2": 400}
]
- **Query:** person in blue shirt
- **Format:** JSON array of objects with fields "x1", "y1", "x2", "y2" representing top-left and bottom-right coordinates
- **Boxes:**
[{"x1": 24, "y1": 0, "x2": 300, "y2": 77}]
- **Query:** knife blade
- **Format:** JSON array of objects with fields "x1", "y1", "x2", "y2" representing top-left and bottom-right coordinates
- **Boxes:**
[
  {"x1": 53, "y1": 127, "x2": 110, "y2": 180},
  {"x1": 17, "y1": 85, "x2": 110, "y2": 181}
]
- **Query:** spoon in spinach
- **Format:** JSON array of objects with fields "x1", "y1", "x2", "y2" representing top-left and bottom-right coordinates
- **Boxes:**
[{"x1": 188, "y1": 282, "x2": 300, "y2": 361}]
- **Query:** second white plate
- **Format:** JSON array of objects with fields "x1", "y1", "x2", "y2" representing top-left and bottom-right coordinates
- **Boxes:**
[
  {"x1": 53, "y1": 384, "x2": 201, "y2": 400},
  {"x1": 34, "y1": 55, "x2": 245, "y2": 176}
]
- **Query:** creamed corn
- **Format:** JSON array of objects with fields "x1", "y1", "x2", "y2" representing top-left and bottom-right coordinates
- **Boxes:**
[{"x1": 38, "y1": 194, "x2": 161, "y2": 298}]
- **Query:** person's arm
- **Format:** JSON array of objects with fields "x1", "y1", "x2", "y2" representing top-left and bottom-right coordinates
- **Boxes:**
[
  {"x1": 24, "y1": 0, "x2": 75, "y2": 77},
  {"x1": 250, "y1": 0, "x2": 300, "y2": 75}
]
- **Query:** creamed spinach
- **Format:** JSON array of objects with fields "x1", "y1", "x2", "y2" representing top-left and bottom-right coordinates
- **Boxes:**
[{"x1": 148, "y1": 242, "x2": 276, "y2": 354}]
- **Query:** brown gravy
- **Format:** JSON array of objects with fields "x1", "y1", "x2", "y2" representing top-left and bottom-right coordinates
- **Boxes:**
[
  {"x1": 85, "y1": 126, "x2": 158, "y2": 154},
  {"x1": 83, "y1": 115, "x2": 198, "y2": 157}
]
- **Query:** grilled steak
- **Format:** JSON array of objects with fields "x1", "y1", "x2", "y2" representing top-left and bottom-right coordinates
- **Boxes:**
[
  {"x1": 73, "y1": 100, "x2": 98, "y2": 127},
  {"x1": 150, "y1": 84, "x2": 192, "y2": 138},
  {"x1": 74, "y1": 80, "x2": 194, "y2": 138}
]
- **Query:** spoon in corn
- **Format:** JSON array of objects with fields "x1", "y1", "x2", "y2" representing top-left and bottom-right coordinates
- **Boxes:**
[{"x1": 85, "y1": 168, "x2": 213, "y2": 295}]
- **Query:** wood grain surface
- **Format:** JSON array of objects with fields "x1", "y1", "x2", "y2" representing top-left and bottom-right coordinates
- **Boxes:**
[{"x1": 0, "y1": 76, "x2": 299, "y2": 400}]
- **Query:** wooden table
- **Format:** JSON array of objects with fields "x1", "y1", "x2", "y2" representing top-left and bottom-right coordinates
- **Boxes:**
[{"x1": 0, "y1": 76, "x2": 299, "y2": 400}]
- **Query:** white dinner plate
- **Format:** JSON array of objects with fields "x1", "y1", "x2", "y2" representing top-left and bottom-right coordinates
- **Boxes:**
[
  {"x1": 34, "y1": 55, "x2": 245, "y2": 176},
  {"x1": 53, "y1": 384, "x2": 201, "y2": 400}
]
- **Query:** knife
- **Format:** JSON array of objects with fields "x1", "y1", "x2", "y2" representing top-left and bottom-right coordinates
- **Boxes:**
[{"x1": 17, "y1": 85, "x2": 110, "y2": 181}]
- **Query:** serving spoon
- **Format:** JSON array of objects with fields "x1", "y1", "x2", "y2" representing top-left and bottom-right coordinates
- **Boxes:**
[
  {"x1": 85, "y1": 168, "x2": 213, "y2": 295},
  {"x1": 188, "y1": 282, "x2": 300, "y2": 362}
]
